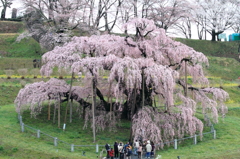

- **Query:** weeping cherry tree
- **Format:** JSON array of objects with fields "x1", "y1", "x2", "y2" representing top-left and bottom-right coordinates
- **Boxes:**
[{"x1": 16, "y1": 18, "x2": 229, "y2": 147}]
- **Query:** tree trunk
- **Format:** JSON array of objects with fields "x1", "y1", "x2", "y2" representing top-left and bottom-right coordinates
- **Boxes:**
[
  {"x1": 142, "y1": 69, "x2": 145, "y2": 107},
  {"x1": 58, "y1": 97, "x2": 61, "y2": 128},
  {"x1": 1, "y1": 5, "x2": 7, "y2": 20},
  {"x1": 53, "y1": 103, "x2": 56, "y2": 124},
  {"x1": 121, "y1": 84, "x2": 153, "y2": 119},
  {"x1": 63, "y1": 72, "x2": 74, "y2": 130},
  {"x1": 82, "y1": 103, "x2": 85, "y2": 120},
  {"x1": 92, "y1": 77, "x2": 96, "y2": 142},
  {"x1": 104, "y1": 7, "x2": 109, "y2": 33},
  {"x1": 211, "y1": 29, "x2": 216, "y2": 41},
  {"x1": 134, "y1": 0, "x2": 138, "y2": 17},
  {"x1": 184, "y1": 61, "x2": 188, "y2": 97},
  {"x1": 109, "y1": 82, "x2": 112, "y2": 120},
  {"x1": 48, "y1": 0, "x2": 54, "y2": 20},
  {"x1": 129, "y1": 81, "x2": 137, "y2": 141},
  {"x1": 48, "y1": 101, "x2": 51, "y2": 120},
  {"x1": 69, "y1": 99, "x2": 73, "y2": 123}
]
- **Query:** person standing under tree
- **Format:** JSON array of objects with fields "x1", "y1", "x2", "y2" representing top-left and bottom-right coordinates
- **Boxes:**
[
  {"x1": 124, "y1": 142, "x2": 130, "y2": 159},
  {"x1": 114, "y1": 141, "x2": 119, "y2": 159},
  {"x1": 151, "y1": 142, "x2": 155, "y2": 157},
  {"x1": 145, "y1": 141, "x2": 152, "y2": 158},
  {"x1": 142, "y1": 140, "x2": 146, "y2": 155},
  {"x1": 126, "y1": 144, "x2": 132, "y2": 159},
  {"x1": 134, "y1": 140, "x2": 139, "y2": 156},
  {"x1": 118, "y1": 142, "x2": 124, "y2": 159},
  {"x1": 137, "y1": 144, "x2": 142, "y2": 159},
  {"x1": 109, "y1": 148, "x2": 114, "y2": 159},
  {"x1": 105, "y1": 143, "x2": 110, "y2": 158}
]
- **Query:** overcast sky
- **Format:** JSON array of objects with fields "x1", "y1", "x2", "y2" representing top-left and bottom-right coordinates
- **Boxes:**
[{"x1": 5, "y1": 0, "x2": 24, "y2": 18}]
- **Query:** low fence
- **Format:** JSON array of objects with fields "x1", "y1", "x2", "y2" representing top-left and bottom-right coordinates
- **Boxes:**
[
  {"x1": 19, "y1": 116, "x2": 102, "y2": 154},
  {"x1": 18, "y1": 115, "x2": 216, "y2": 156}
]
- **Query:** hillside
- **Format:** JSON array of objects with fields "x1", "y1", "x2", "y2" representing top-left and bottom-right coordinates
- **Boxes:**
[
  {"x1": 176, "y1": 38, "x2": 240, "y2": 62},
  {"x1": 0, "y1": 21, "x2": 42, "y2": 58},
  {"x1": 0, "y1": 21, "x2": 240, "y2": 62},
  {"x1": 0, "y1": 21, "x2": 24, "y2": 33}
]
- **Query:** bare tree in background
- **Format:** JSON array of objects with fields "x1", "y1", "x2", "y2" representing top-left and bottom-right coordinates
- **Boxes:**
[
  {"x1": 0, "y1": 0, "x2": 13, "y2": 19},
  {"x1": 18, "y1": 0, "x2": 86, "y2": 50},
  {"x1": 193, "y1": 0, "x2": 240, "y2": 41},
  {"x1": 147, "y1": 0, "x2": 191, "y2": 31}
]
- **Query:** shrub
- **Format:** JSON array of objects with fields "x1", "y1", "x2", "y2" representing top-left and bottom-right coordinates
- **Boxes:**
[
  {"x1": 17, "y1": 68, "x2": 28, "y2": 76},
  {"x1": 12, "y1": 147, "x2": 18, "y2": 152},
  {"x1": 4, "y1": 69, "x2": 14, "y2": 76}
]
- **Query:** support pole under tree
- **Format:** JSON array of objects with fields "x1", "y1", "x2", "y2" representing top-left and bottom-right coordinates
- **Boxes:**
[
  {"x1": 184, "y1": 60, "x2": 188, "y2": 97},
  {"x1": 82, "y1": 103, "x2": 85, "y2": 120},
  {"x1": 108, "y1": 82, "x2": 112, "y2": 120},
  {"x1": 129, "y1": 80, "x2": 137, "y2": 141},
  {"x1": 69, "y1": 98, "x2": 73, "y2": 123},
  {"x1": 63, "y1": 72, "x2": 74, "y2": 131},
  {"x1": 58, "y1": 96, "x2": 61, "y2": 128},
  {"x1": 53, "y1": 103, "x2": 56, "y2": 124},
  {"x1": 142, "y1": 69, "x2": 145, "y2": 107},
  {"x1": 92, "y1": 76, "x2": 96, "y2": 143},
  {"x1": 48, "y1": 100, "x2": 51, "y2": 120}
]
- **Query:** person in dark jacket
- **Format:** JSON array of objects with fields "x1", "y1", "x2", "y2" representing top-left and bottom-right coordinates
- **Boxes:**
[
  {"x1": 105, "y1": 143, "x2": 110, "y2": 158},
  {"x1": 126, "y1": 144, "x2": 132, "y2": 159},
  {"x1": 114, "y1": 141, "x2": 119, "y2": 159},
  {"x1": 151, "y1": 142, "x2": 155, "y2": 157}
]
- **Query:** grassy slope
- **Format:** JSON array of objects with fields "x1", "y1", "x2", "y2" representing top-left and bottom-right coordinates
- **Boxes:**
[
  {"x1": 0, "y1": 21, "x2": 42, "y2": 58},
  {"x1": 206, "y1": 56, "x2": 240, "y2": 80},
  {"x1": 160, "y1": 111, "x2": 240, "y2": 159},
  {"x1": 177, "y1": 38, "x2": 240, "y2": 62},
  {"x1": 0, "y1": 34, "x2": 42, "y2": 58},
  {"x1": 0, "y1": 21, "x2": 24, "y2": 33},
  {"x1": 0, "y1": 105, "x2": 88, "y2": 159},
  {"x1": 0, "y1": 104, "x2": 130, "y2": 159}
]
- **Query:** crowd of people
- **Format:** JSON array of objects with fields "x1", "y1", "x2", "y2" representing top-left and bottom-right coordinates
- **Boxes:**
[{"x1": 105, "y1": 139, "x2": 155, "y2": 159}]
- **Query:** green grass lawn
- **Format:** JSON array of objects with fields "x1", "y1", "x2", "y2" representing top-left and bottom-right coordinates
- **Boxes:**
[
  {"x1": 1, "y1": 104, "x2": 240, "y2": 158},
  {"x1": 0, "y1": 104, "x2": 131, "y2": 159},
  {"x1": 159, "y1": 112, "x2": 240, "y2": 159}
]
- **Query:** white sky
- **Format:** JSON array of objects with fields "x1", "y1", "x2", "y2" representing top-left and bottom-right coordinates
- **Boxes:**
[{"x1": 5, "y1": 0, "x2": 24, "y2": 18}]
